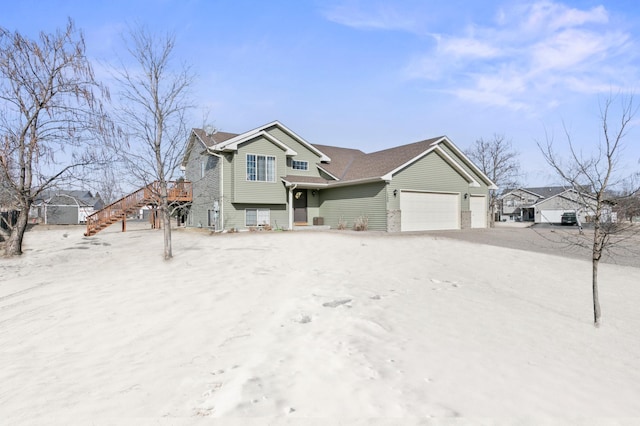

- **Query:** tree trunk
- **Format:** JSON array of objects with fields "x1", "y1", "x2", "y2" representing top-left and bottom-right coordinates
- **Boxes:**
[
  {"x1": 162, "y1": 205, "x2": 172, "y2": 260},
  {"x1": 5, "y1": 208, "x2": 29, "y2": 257},
  {"x1": 158, "y1": 182, "x2": 172, "y2": 260},
  {"x1": 592, "y1": 219, "x2": 602, "y2": 328},
  {"x1": 592, "y1": 258, "x2": 601, "y2": 327}
]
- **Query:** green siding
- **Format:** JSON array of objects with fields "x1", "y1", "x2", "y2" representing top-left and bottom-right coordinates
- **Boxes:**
[
  {"x1": 224, "y1": 203, "x2": 288, "y2": 230},
  {"x1": 266, "y1": 126, "x2": 324, "y2": 178},
  {"x1": 388, "y1": 149, "x2": 488, "y2": 212},
  {"x1": 388, "y1": 151, "x2": 488, "y2": 211},
  {"x1": 319, "y1": 182, "x2": 387, "y2": 230},
  {"x1": 234, "y1": 136, "x2": 288, "y2": 204},
  {"x1": 438, "y1": 143, "x2": 491, "y2": 194}
]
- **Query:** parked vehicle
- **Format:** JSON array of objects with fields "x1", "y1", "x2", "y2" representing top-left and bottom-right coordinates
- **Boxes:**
[{"x1": 561, "y1": 212, "x2": 577, "y2": 226}]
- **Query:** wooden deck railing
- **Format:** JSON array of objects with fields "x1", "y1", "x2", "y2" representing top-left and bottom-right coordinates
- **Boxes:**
[{"x1": 85, "y1": 181, "x2": 192, "y2": 236}]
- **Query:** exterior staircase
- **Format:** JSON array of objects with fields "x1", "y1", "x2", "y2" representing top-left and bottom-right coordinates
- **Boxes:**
[{"x1": 84, "y1": 181, "x2": 192, "y2": 236}]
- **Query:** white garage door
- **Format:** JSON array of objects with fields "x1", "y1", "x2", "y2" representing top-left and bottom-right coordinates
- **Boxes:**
[
  {"x1": 540, "y1": 209, "x2": 572, "y2": 224},
  {"x1": 470, "y1": 195, "x2": 487, "y2": 228},
  {"x1": 401, "y1": 191, "x2": 459, "y2": 231}
]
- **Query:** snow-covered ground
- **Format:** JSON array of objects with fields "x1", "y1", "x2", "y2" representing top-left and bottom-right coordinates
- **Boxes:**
[{"x1": 2, "y1": 223, "x2": 640, "y2": 424}]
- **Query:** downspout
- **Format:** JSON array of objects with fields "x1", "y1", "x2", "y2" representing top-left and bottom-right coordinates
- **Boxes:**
[
  {"x1": 288, "y1": 184, "x2": 297, "y2": 230},
  {"x1": 207, "y1": 150, "x2": 224, "y2": 231}
]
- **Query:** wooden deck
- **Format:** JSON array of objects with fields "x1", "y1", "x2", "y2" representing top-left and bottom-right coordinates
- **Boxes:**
[{"x1": 84, "y1": 181, "x2": 192, "y2": 236}]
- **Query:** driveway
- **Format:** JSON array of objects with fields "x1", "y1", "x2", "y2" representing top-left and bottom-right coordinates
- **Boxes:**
[{"x1": 422, "y1": 222, "x2": 640, "y2": 268}]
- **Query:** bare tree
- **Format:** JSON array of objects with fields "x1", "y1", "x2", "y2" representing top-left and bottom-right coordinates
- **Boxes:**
[
  {"x1": 0, "y1": 19, "x2": 112, "y2": 256},
  {"x1": 110, "y1": 26, "x2": 194, "y2": 260},
  {"x1": 465, "y1": 134, "x2": 520, "y2": 224},
  {"x1": 538, "y1": 94, "x2": 639, "y2": 327}
]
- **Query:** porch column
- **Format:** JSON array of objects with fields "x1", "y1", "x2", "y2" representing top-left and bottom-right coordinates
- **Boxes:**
[{"x1": 288, "y1": 187, "x2": 294, "y2": 230}]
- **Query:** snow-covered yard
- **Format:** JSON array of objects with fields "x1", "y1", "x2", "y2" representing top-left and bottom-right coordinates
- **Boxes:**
[{"x1": 2, "y1": 223, "x2": 640, "y2": 423}]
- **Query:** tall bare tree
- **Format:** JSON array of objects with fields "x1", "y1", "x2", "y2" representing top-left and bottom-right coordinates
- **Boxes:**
[
  {"x1": 0, "y1": 20, "x2": 112, "y2": 256},
  {"x1": 111, "y1": 26, "x2": 194, "y2": 260},
  {"x1": 538, "y1": 94, "x2": 639, "y2": 327},
  {"x1": 465, "y1": 134, "x2": 520, "y2": 224}
]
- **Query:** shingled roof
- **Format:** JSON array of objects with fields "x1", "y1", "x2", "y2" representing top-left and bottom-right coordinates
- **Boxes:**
[
  {"x1": 190, "y1": 122, "x2": 495, "y2": 189},
  {"x1": 192, "y1": 128, "x2": 239, "y2": 147}
]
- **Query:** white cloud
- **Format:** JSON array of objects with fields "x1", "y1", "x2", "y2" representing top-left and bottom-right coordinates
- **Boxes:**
[
  {"x1": 404, "y1": 1, "x2": 636, "y2": 111},
  {"x1": 439, "y1": 37, "x2": 502, "y2": 59},
  {"x1": 322, "y1": 2, "x2": 418, "y2": 32},
  {"x1": 519, "y1": 1, "x2": 608, "y2": 34}
]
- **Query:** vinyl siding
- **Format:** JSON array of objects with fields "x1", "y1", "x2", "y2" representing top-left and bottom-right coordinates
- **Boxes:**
[
  {"x1": 224, "y1": 203, "x2": 288, "y2": 230},
  {"x1": 46, "y1": 205, "x2": 78, "y2": 224},
  {"x1": 438, "y1": 143, "x2": 491, "y2": 195},
  {"x1": 185, "y1": 145, "x2": 221, "y2": 228},
  {"x1": 387, "y1": 150, "x2": 472, "y2": 211},
  {"x1": 265, "y1": 126, "x2": 325, "y2": 178},
  {"x1": 535, "y1": 194, "x2": 597, "y2": 223},
  {"x1": 319, "y1": 182, "x2": 387, "y2": 230},
  {"x1": 234, "y1": 136, "x2": 287, "y2": 204}
]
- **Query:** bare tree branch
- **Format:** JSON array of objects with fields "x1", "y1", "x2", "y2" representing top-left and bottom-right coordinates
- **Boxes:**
[
  {"x1": 0, "y1": 19, "x2": 114, "y2": 256},
  {"x1": 536, "y1": 92, "x2": 639, "y2": 327},
  {"x1": 465, "y1": 134, "x2": 521, "y2": 225},
  {"x1": 107, "y1": 25, "x2": 194, "y2": 260}
]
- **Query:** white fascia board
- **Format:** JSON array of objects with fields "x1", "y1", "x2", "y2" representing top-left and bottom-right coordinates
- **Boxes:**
[
  {"x1": 214, "y1": 120, "x2": 330, "y2": 162},
  {"x1": 438, "y1": 137, "x2": 498, "y2": 189},
  {"x1": 325, "y1": 176, "x2": 384, "y2": 188},
  {"x1": 432, "y1": 146, "x2": 481, "y2": 187},
  {"x1": 215, "y1": 131, "x2": 298, "y2": 156},
  {"x1": 316, "y1": 165, "x2": 340, "y2": 181},
  {"x1": 182, "y1": 130, "x2": 208, "y2": 166},
  {"x1": 281, "y1": 178, "x2": 330, "y2": 189},
  {"x1": 268, "y1": 120, "x2": 331, "y2": 162},
  {"x1": 502, "y1": 188, "x2": 540, "y2": 199},
  {"x1": 380, "y1": 141, "x2": 442, "y2": 181},
  {"x1": 380, "y1": 141, "x2": 481, "y2": 187}
]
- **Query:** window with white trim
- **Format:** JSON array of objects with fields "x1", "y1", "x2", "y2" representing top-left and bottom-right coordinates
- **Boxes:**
[
  {"x1": 246, "y1": 208, "x2": 270, "y2": 226},
  {"x1": 292, "y1": 160, "x2": 308, "y2": 171},
  {"x1": 247, "y1": 154, "x2": 276, "y2": 182}
]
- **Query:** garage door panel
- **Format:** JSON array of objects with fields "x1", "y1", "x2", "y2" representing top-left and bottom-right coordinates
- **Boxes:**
[
  {"x1": 401, "y1": 191, "x2": 459, "y2": 231},
  {"x1": 540, "y1": 209, "x2": 572, "y2": 224}
]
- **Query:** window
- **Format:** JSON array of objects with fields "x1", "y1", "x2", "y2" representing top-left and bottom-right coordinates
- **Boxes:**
[
  {"x1": 246, "y1": 208, "x2": 270, "y2": 226},
  {"x1": 292, "y1": 160, "x2": 308, "y2": 171},
  {"x1": 247, "y1": 154, "x2": 276, "y2": 182}
]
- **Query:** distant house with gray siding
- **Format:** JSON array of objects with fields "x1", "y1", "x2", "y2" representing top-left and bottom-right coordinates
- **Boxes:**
[
  {"x1": 499, "y1": 186, "x2": 611, "y2": 224},
  {"x1": 31, "y1": 190, "x2": 105, "y2": 225},
  {"x1": 183, "y1": 121, "x2": 497, "y2": 232}
]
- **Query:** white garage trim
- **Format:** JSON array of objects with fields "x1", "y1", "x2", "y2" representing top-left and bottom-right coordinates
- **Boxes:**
[
  {"x1": 400, "y1": 190, "x2": 460, "y2": 231},
  {"x1": 470, "y1": 195, "x2": 487, "y2": 228},
  {"x1": 539, "y1": 209, "x2": 574, "y2": 224}
]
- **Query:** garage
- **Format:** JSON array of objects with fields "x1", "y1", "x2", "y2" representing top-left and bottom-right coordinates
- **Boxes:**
[
  {"x1": 470, "y1": 195, "x2": 487, "y2": 228},
  {"x1": 539, "y1": 209, "x2": 573, "y2": 224},
  {"x1": 400, "y1": 191, "x2": 460, "y2": 231}
]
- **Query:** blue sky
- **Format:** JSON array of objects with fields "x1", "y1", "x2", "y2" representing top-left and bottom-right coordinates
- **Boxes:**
[{"x1": 3, "y1": 0, "x2": 640, "y2": 186}]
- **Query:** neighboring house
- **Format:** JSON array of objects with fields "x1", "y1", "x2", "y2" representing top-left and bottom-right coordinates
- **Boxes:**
[
  {"x1": 499, "y1": 186, "x2": 611, "y2": 224},
  {"x1": 183, "y1": 121, "x2": 496, "y2": 232},
  {"x1": 30, "y1": 190, "x2": 105, "y2": 225}
]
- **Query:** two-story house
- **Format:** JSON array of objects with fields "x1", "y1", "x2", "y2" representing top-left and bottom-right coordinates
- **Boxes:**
[
  {"x1": 499, "y1": 186, "x2": 607, "y2": 224},
  {"x1": 183, "y1": 121, "x2": 497, "y2": 232}
]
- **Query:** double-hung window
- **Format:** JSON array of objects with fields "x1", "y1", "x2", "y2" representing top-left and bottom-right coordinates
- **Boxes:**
[
  {"x1": 247, "y1": 154, "x2": 275, "y2": 182},
  {"x1": 246, "y1": 208, "x2": 270, "y2": 226}
]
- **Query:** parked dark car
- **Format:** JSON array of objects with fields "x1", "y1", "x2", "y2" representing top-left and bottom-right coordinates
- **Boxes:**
[{"x1": 561, "y1": 212, "x2": 577, "y2": 226}]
